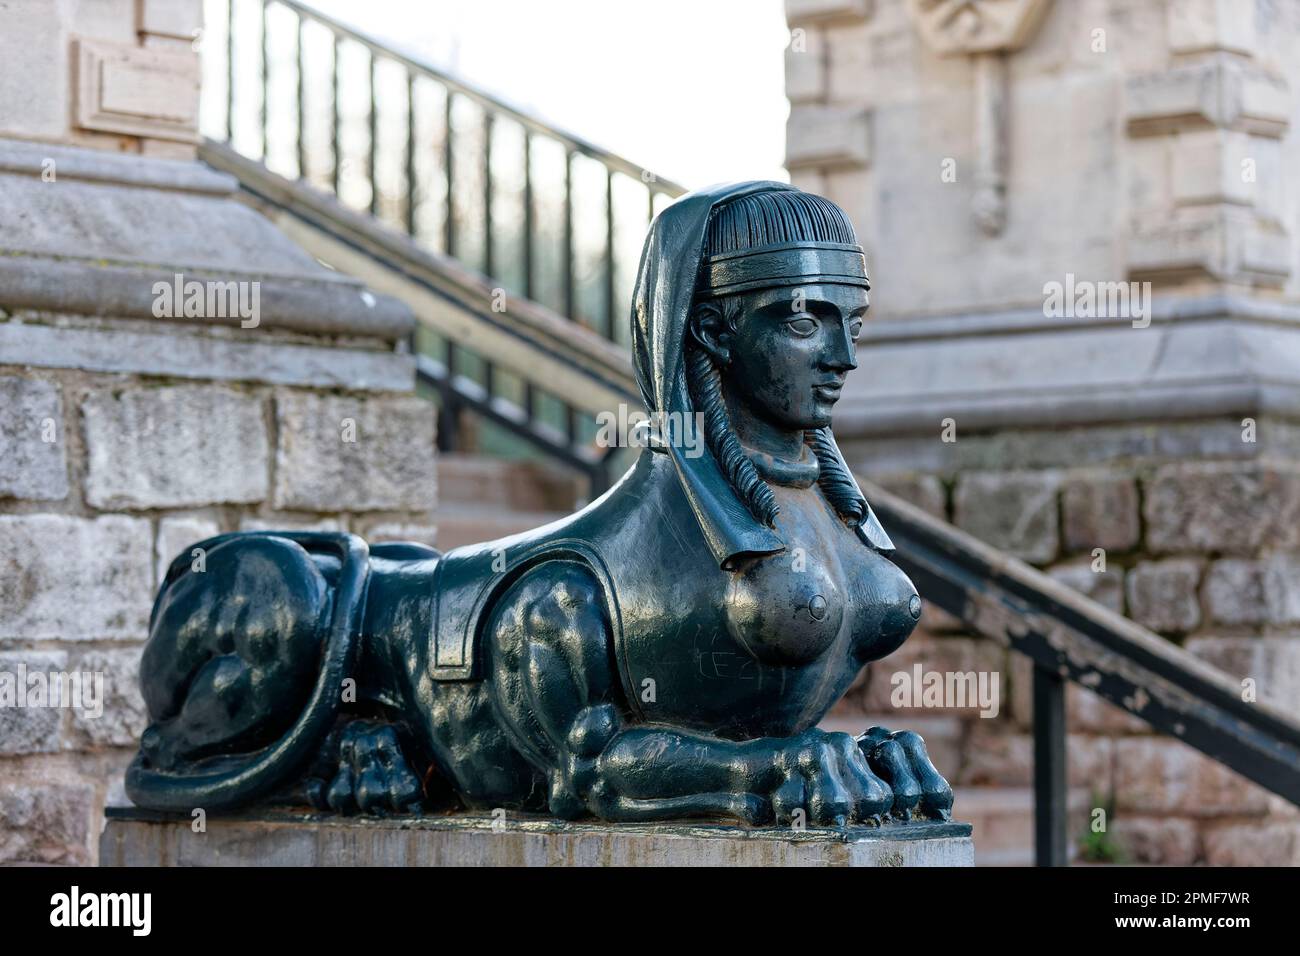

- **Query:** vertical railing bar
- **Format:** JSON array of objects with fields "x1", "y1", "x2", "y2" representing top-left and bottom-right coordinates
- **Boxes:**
[
  {"x1": 564, "y1": 403, "x2": 578, "y2": 447},
  {"x1": 522, "y1": 131, "x2": 534, "y2": 300},
  {"x1": 368, "y1": 51, "x2": 378, "y2": 217},
  {"x1": 405, "y1": 71, "x2": 417, "y2": 236},
  {"x1": 647, "y1": 185, "x2": 655, "y2": 226},
  {"x1": 604, "y1": 167, "x2": 616, "y2": 341},
  {"x1": 259, "y1": 0, "x2": 269, "y2": 161},
  {"x1": 225, "y1": 0, "x2": 235, "y2": 142},
  {"x1": 1033, "y1": 664, "x2": 1069, "y2": 867},
  {"x1": 563, "y1": 150, "x2": 575, "y2": 322},
  {"x1": 437, "y1": 341, "x2": 461, "y2": 452},
  {"x1": 483, "y1": 360, "x2": 495, "y2": 402},
  {"x1": 295, "y1": 13, "x2": 306, "y2": 180},
  {"x1": 482, "y1": 111, "x2": 494, "y2": 279},
  {"x1": 522, "y1": 382, "x2": 535, "y2": 424},
  {"x1": 444, "y1": 90, "x2": 456, "y2": 258},
  {"x1": 330, "y1": 31, "x2": 340, "y2": 197}
]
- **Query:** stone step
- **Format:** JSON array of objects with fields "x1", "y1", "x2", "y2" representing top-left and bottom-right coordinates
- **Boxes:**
[
  {"x1": 955, "y1": 785, "x2": 1090, "y2": 866},
  {"x1": 431, "y1": 504, "x2": 569, "y2": 550},
  {"x1": 437, "y1": 453, "x2": 582, "y2": 513}
]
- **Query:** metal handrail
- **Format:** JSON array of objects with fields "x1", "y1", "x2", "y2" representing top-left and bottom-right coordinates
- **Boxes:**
[
  {"x1": 863, "y1": 479, "x2": 1300, "y2": 866},
  {"x1": 207, "y1": 0, "x2": 686, "y2": 342}
]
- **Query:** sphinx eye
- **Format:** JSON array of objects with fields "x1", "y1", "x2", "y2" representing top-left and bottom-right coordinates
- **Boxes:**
[
  {"x1": 849, "y1": 319, "x2": 864, "y2": 341},
  {"x1": 785, "y1": 316, "x2": 818, "y2": 337}
]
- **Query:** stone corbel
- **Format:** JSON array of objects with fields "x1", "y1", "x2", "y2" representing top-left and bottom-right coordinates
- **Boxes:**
[{"x1": 906, "y1": 0, "x2": 1053, "y2": 235}]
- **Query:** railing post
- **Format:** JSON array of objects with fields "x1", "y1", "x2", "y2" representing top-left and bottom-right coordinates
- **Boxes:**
[
  {"x1": 368, "y1": 52, "x2": 378, "y2": 217},
  {"x1": 259, "y1": 0, "x2": 269, "y2": 161},
  {"x1": 225, "y1": 0, "x2": 235, "y2": 142},
  {"x1": 295, "y1": 13, "x2": 306, "y2": 180},
  {"x1": 330, "y1": 31, "x2": 341, "y2": 196},
  {"x1": 1033, "y1": 663, "x2": 1068, "y2": 867}
]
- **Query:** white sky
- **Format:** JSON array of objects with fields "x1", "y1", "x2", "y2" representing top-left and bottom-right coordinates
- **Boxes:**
[{"x1": 303, "y1": 0, "x2": 791, "y2": 189}]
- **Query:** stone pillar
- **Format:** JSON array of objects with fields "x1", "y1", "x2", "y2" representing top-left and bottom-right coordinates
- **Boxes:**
[
  {"x1": 789, "y1": 0, "x2": 1300, "y2": 864},
  {"x1": 0, "y1": 2, "x2": 435, "y2": 863}
]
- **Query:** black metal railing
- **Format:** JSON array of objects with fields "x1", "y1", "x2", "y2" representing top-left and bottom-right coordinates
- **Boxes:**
[
  {"x1": 203, "y1": 0, "x2": 684, "y2": 346},
  {"x1": 201, "y1": 0, "x2": 680, "y2": 490}
]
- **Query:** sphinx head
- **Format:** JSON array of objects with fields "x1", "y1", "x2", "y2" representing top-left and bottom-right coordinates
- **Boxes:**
[{"x1": 684, "y1": 188, "x2": 870, "y2": 529}]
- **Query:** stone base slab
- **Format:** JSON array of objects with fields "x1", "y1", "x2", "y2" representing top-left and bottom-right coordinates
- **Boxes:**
[{"x1": 100, "y1": 807, "x2": 974, "y2": 867}]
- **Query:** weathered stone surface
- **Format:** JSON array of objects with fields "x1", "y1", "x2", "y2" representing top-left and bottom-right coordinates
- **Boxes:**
[
  {"x1": 1047, "y1": 560, "x2": 1125, "y2": 614},
  {"x1": 0, "y1": 650, "x2": 68, "y2": 755},
  {"x1": 870, "y1": 472, "x2": 947, "y2": 519},
  {"x1": 68, "y1": 647, "x2": 147, "y2": 748},
  {"x1": 364, "y1": 522, "x2": 439, "y2": 548},
  {"x1": 1185, "y1": 636, "x2": 1300, "y2": 719},
  {"x1": 0, "y1": 779, "x2": 95, "y2": 865},
  {"x1": 239, "y1": 515, "x2": 344, "y2": 533},
  {"x1": 154, "y1": 515, "x2": 220, "y2": 584},
  {"x1": 1202, "y1": 558, "x2": 1267, "y2": 626},
  {"x1": 956, "y1": 725, "x2": 1113, "y2": 794},
  {"x1": 1261, "y1": 552, "x2": 1300, "y2": 625},
  {"x1": 0, "y1": 376, "x2": 68, "y2": 501},
  {"x1": 1203, "y1": 821, "x2": 1300, "y2": 866},
  {"x1": 1115, "y1": 737, "x2": 1273, "y2": 817},
  {"x1": 1061, "y1": 471, "x2": 1140, "y2": 554},
  {"x1": 274, "y1": 392, "x2": 436, "y2": 513},
  {"x1": 1143, "y1": 461, "x2": 1300, "y2": 556},
  {"x1": 1126, "y1": 558, "x2": 1203, "y2": 635},
  {"x1": 0, "y1": 514, "x2": 152, "y2": 640},
  {"x1": 1111, "y1": 816, "x2": 1201, "y2": 866},
  {"x1": 953, "y1": 470, "x2": 1061, "y2": 564},
  {"x1": 101, "y1": 810, "x2": 975, "y2": 867},
  {"x1": 83, "y1": 385, "x2": 269, "y2": 509}
]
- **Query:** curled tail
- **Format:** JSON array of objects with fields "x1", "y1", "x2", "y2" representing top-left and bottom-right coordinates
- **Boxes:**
[{"x1": 125, "y1": 532, "x2": 370, "y2": 813}]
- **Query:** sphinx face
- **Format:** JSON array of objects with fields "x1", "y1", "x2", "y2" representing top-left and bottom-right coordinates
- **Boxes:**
[{"x1": 721, "y1": 283, "x2": 867, "y2": 431}]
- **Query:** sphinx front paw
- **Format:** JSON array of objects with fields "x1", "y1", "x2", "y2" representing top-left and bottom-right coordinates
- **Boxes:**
[
  {"x1": 306, "y1": 720, "x2": 424, "y2": 815},
  {"x1": 856, "y1": 726, "x2": 954, "y2": 822}
]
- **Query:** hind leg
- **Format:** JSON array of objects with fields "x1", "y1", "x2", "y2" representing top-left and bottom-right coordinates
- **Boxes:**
[{"x1": 138, "y1": 535, "x2": 329, "y2": 771}]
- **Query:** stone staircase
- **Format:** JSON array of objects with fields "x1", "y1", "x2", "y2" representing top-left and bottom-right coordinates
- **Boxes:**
[{"x1": 432, "y1": 453, "x2": 582, "y2": 550}]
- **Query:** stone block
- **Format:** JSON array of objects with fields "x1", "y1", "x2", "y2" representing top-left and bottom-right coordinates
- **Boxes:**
[
  {"x1": 154, "y1": 515, "x2": 220, "y2": 584},
  {"x1": 1126, "y1": 558, "x2": 1203, "y2": 635},
  {"x1": 83, "y1": 385, "x2": 269, "y2": 509},
  {"x1": 871, "y1": 472, "x2": 947, "y2": 519},
  {"x1": 785, "y1": 0, "x2": 873, "y2": 26},
  {"x1": 861, "y1": 633, "x2": 1006, "y2": 717},
  {"x1": 101, "y1": 809, "x2": 974, "y2": 867},
  {"x1": 273, "y1": 392, "x2": 436, "y2": 513},
  {"x1": 787, "y1": 105, "x2": 871, "y2": 171},
  {"x1": 0, "y1": 779, "x2": 95, "y2": 865},
  {"x1": 0, "y1": 376, "x2": 68, "y2": 501},
  {"x1": 1111, "y1": 816, "x2": 1201, "y2": 866},
  {"x1": 1202, "y1": 558, "x2": 1267, "y2": 626},
  {"x1": 1114, "y1": 736, "x2": 1273, "y2": 817},
  {"x1": 1185, "y1": 636, "x2": 1300, "y2": 720},
  {"x1": 1143, "y1": 461, "x2": 1300, "y2": 556},
  {"x1": 1061, "y1": 471, "x2": 1140, "y2": 554},
  {"x1": 1047, "y1": 560, "x2": 1124, "y2": 614},
  {"x1": 1203, "y1": 821, "x2": 1300, "y2": 866},
  {"x1": 953, "y1": 470, "x2": 1061, "y2": 565},
  {"x1": 68, "y1": 646, "x2": 147, "y2": 748},
  {"x1": 0, "y1": 650, "x2": 68, "y2": 755},
  {"x1": 364, "y1": 522, "x2": 439, "y2": 548},
  {"x1": 1262, "y1": 552, "x2": 1300, "y2": 625},
  {"x1": 0, "y1": 514, "x2": 152, "y2": 640}
]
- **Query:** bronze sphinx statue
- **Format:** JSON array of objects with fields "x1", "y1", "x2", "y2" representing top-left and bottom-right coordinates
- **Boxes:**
[{"x1": 127, "y1": 182, "x2": 953, "y2": 828}]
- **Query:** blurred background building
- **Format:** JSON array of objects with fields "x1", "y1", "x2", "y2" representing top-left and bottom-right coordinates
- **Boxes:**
[{"x1": 1, "y1": 0, "x2": 1298, "y2": 866}]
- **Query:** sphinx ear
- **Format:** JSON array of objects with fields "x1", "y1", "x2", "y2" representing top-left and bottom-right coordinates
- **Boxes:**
[{"x1": 689, "y1": 301, "x2": 732, "y2": 365}]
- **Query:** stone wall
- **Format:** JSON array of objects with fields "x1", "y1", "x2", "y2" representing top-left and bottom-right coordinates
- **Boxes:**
[
  {"x1": 827, "y1": 418, "x2": 1300, "y2": 865},
  {"x1": 789, "y1": 0, "x2": 1300, "y2": 863},
  {"x1": 0, "y1": 341, "x2": 434, "y2": 865}
]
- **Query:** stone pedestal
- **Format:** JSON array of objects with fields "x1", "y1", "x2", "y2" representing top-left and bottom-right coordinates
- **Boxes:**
[{"x1": 100, "y1": 807, "x2": 974, "y2": 867}]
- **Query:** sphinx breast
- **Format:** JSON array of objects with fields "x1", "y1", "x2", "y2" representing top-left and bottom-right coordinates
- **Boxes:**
[{"x1": 723, "y1": 554, "x2": 845, "y2": 666}]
